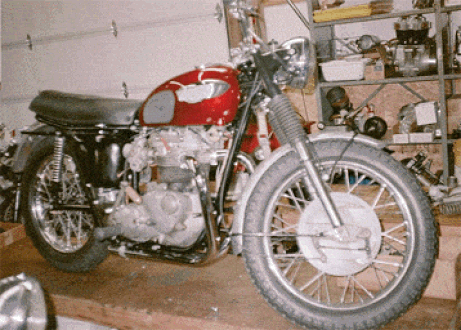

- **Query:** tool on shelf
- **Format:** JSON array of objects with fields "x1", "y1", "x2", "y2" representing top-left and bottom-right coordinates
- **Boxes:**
[
  {"x1": 412, "y1": 0, "x2": 434, "y2": 9},
  {"x1": 456, "y1": 26, "x2": 461, "y2": 69},
  {"x1": 402, "y1": 151, "x2": 461, "y2": 215},
  {"x1": 325, "y1": 86, "x2": 388, "y2": 138}
]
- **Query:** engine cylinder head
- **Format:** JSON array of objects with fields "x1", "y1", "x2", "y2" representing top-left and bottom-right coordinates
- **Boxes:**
[
  {"x1": 394, "y1": 15, "x2": 430, "y2": 45},
  {"x1": 158, "y1": 166, "x2": 194, "y2": 183}
]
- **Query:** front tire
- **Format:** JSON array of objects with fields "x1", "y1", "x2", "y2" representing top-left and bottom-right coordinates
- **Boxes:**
[
  {"x1": 21, "y1": 139, "x2": 108, "y2": 272},
  {"x1": 242, "y1": 140, "x2": 437, "y2": 330}
]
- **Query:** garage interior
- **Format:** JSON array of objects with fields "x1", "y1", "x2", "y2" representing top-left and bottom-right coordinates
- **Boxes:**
[{"x1": 2, "y1": 0, "x2": 461, "y2": 329}]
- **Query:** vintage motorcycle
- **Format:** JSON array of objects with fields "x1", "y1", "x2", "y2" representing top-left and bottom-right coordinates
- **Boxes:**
[
  {"x1": 0, "y1": 124, "x2": 23, "y2": 224},
  {"x1": 10, "y1": 1, "x2": 437, "y2": 329}
]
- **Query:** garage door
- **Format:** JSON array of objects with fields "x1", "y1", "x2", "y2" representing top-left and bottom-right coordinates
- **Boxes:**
[{"x1": 1, "y1": 0, "x2": 229, "y2": 129}]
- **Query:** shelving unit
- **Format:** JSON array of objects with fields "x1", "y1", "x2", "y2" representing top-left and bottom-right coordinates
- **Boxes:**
[{"x1": 306, "y1": 0, "x2": 461, "y2": 182}]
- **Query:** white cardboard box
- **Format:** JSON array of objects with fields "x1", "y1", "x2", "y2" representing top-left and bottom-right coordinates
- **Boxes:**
[
  {"x1": 393, "y1": 134, "x2": 409, "y2": 144},
  {"x1": 415, "y1": 102, "x2": 438, "y2": 126},
  {"x1": 445, "y1": 0, "x2": 461, "y2": 5},
  {"x1": 409, "y1": 132, "x2": 434, "y2": 143}
]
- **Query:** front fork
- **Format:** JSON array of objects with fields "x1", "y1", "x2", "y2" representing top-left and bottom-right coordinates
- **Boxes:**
[
  {"x1": 293, "y1": 140, "x2": 346, "y2": 232},
  {"x1": 270, "y1": 95, "x2": 345, "y2": 231},
  {"x1": 253, "y1": 53, "x2": 346, "y2": 237}
]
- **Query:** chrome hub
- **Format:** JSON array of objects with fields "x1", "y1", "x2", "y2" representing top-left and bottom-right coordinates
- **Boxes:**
[{"x1": 297, "y1": 192, "x2": 382, "y2": 276}]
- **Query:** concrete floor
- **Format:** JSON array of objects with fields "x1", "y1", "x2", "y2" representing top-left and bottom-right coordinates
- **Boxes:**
[{"x1": 1, "y1": 237, "x2": 459, "y2": 330}]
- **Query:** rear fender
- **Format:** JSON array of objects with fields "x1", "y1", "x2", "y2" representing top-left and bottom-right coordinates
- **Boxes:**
[
  {"x1": 230, "y1": 132, "x2": 387, "y2": 255},
  {"x1": 12, "y1": 124, "x2": 56, "y2": 174}
]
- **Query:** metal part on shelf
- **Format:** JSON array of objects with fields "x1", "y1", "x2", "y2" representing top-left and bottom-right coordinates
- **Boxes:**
[
  {"x1": 456, "y1": 26, "x2": 461, "y2": 67},
  {"x1": 357, "y1": 34, "x2": 381, "y2": 51},
  {"x1": 326, "y1": 87, "x2": 352, "y2": 113},
  {"x1": 402, "y1": 151, "x2": 461, "y2": 215},
  {"x1": 413, "y1": 0, "x2": 434, "y2": 9},
  {"x1": 390, "y1": 15, "x2": 437, "y2": 77},
  {"x1": 402, "y1": 151, "x2": 441, "y2": 186}
]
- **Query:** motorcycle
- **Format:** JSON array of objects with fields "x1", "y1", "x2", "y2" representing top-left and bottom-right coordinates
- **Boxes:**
[
  {"x1": 0, "y1": 124, "x2": 23, "y2": 224},
  {"x1": 10, "y1": 1, "x2": 437, "y2": 329}
]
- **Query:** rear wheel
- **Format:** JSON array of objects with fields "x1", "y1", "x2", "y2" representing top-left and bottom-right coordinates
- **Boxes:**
[
  {"x1": 21, "y1": 140, "x2": 108, "y2": 272},
  {"x1": 242, "y1": 140, "x2": 437, "y2": 330}
]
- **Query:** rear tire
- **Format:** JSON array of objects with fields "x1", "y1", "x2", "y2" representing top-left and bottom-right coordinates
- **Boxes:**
[
  {"x1": 21, "y1": 139, "x2": 108, "y2": 272},
  {"x1": 242, "y1": 140, "x2": 437, "y2": 330}
]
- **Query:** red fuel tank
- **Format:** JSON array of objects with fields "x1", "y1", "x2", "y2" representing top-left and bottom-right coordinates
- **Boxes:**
[{"x1": 139, "y1": 65, "x2": 241, "y2": 127}]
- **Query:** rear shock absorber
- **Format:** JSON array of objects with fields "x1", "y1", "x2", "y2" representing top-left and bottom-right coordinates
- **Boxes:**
[{"x1": 52, "y1": 135, "x2": 65, "y2": 184}]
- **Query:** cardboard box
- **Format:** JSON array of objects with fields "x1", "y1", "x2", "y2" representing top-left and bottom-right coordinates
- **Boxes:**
[
  {"x1": 409, "y1": 132, "x2": 434, "y2": 143},
  {"x1": 392, "y1": 133, "x2": 409, "y2": 144},
  {"x1": 0, "y1": 223, "x2": 26, "y2": 249},
  {"x1": 415, "y1": 102, "x2": 438, "y2": 126},
  {"x1": 445, "y1": 0, "x2": 461, "y2": 5},
  {"x1": 364, "y1": 60, "x2": 385, "y2": 81}
]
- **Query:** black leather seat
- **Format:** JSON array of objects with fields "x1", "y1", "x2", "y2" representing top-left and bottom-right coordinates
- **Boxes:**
[{"x1": 30, "y1": 90, "x2": 143, "y2": 127}]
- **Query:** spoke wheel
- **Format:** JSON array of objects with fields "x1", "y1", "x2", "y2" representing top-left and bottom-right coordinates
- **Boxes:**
[
  {"x1": 21, "y1": 138, "x2": 108, "y2": 272},
  {"x1": 269, "y1": 164, "x2": 411, "y2": 307},
  {"x1": 31, "y1": 155, "x2": 92, "y2": 253},
  {"x1": 242, "y1": 140, "x2": 437, "y2": 330}
]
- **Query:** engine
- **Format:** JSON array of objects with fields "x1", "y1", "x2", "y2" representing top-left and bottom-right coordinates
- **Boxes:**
[
  {"x1": 104, "y1": 125, "x2": 228, "y2": 247},
  {"x1": 390, "y1": 15, "x2": 437, "y2": 77}
]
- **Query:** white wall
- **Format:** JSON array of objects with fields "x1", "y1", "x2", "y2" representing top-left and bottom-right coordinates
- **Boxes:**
[
  {"x1": 0, "y1": 3, "x2": 2, "y2": 84},
  {"x1": 1, "y1": 0, "x2": 229, "y2": 130},
  {"x1": 264, "y1": 2, "x2": 311, "y2": 43}
]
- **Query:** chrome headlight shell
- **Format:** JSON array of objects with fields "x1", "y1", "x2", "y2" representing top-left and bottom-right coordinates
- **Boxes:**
[{"x1": 274, "y1": 37, "x2": 316, "y2": 89}]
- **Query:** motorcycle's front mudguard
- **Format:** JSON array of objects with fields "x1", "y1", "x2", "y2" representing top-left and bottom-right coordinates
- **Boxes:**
[{"x1": 230, "y1": 132, "x2": 387, "y2": 255}]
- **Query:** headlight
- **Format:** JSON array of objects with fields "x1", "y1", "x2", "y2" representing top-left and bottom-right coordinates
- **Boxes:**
[{"x1": 274, "y1": 37, "x2": 315, "y2": 89}]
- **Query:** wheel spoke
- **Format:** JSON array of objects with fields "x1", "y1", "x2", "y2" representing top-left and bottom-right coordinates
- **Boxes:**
[
  {"x1": 274, "y1": 252, "x2": 304, "y2": 260},
  {"x1": 286, "y1": 187, "x2": 304, "y2": 211},
  {"x1": 382, "y1": 232, "x2": 406, "y2": 246},
  {"x1": 300, "y1": 270, "x2": 325, "y2": 292},
  {"x1": 272, "y1": 213, "x2": 298, "y2": 231},
  {"x1": 351, "y1": 276, "x2": 375, "y2": 299},
  {"x1": 371, "y1": 185, "x2": 386, "y2": 209},
  {"x1": 372, "y1": 258, "x2": 403, "y2": 268}
]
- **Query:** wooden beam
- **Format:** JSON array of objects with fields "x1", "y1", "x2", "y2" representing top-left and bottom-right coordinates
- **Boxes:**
[
  {"x1": 51, "y1": 294, "x2": 266, "y2": 330},
  {"x1": 0, "y1": 224, "x2": 25, "y2": 250}
]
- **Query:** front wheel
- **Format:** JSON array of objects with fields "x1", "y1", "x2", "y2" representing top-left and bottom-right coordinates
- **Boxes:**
[
  {"x1": 21, "y1": 139, "x2": 108, "y2": 272},
  {"x1": 242, "y1": 140, "x2": 437, "y2": 330}
]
